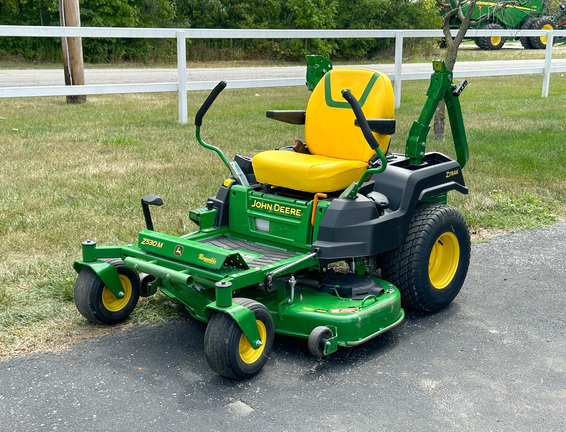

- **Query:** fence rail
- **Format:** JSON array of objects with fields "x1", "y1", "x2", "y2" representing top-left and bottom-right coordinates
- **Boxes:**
[{"x1": 2, "y1": 25, "x2": 566, "y2": 123}]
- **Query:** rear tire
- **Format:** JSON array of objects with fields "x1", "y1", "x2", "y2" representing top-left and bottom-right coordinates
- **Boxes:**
[
  {"x1": 74, "y1": 259, "x2": 140, "y2": 325},
  {"x1": 381, "y1": 204, "x2": 471, "y2": 313},
  {"x1": 204, "y1": 298, "x2": 274, "y2": 380},
  {"x1": 520, "y1": 17, "x2": 537, "y2": 49},
  {"x1": 476, "y1": 23, "x2": 506, "y2": 50},
  {"x1": 529, "y1": 17, "x2": 556, "y2": 50}
]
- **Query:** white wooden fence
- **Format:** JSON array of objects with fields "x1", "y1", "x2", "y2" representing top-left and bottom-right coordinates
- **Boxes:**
[{"x1": 1, "y1": 25, "x2": 566, "y2": 123}]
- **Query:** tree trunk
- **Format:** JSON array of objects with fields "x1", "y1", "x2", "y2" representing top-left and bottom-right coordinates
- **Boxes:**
[
  {"x1": 434, "y1": 0, "x2": 477, "y2": 139},
  {"x1": 433, "y1": 17, "x2": 460, "y2": 140},
  {"x1": 433, "y1": 100, "x2": 446, "y2": 140},
  {"x1": 59, "y1": 0, "x2": 86, "y2": 104}
]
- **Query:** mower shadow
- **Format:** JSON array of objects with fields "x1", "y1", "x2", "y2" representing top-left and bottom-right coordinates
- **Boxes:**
[
  {"x1": 265, "y1": 302, "x2": 462, "y2": 381},
  {"x1": 102, "y1": 302, "x2": 462, "y2": 390}
]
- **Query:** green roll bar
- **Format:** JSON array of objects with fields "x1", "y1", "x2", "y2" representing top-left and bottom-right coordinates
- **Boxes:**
[{"x1": 405, "y1": 60, "x2": 469, "y2": 169}]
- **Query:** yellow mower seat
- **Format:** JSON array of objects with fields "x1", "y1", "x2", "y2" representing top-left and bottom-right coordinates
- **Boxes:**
[{"x1": 253, "y1": 68, "x2": 394, "y2": 193}]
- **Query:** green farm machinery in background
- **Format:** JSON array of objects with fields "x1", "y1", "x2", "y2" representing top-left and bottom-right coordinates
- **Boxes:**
[
  {"x1": 442, "y1": 0, "x2": 566, "y2": 50},
  {"x1": 72, "y1": 56, "x2": 471, "y2": 380}
]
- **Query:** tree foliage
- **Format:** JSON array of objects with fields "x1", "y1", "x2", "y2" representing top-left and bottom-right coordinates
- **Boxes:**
[{"x1": 0, "y1": 0, "x2": 441, "y2": 62}]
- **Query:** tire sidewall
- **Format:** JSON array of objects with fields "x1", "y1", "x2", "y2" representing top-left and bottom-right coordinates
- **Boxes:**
[
  {"x1": 308, "y1": 326, "x2": 333, "y2": 358},
  {"x1": 204, "y1": 299, "x2": 274, "y2": 380},
  {"x1": 415, "y1": 210, "x2": 470, "y2": 311},
  {"x1": 531, "y1": 17, "x2": 556, "y2": 49},
  {"x1": 477, "y1": 23, "x2": 505, "y2": 50},
  {"x1": 228, "y1": 301, "x2": 274, "y2": 379},
  {"x1": 94, "y1": 265, "x2": 140, "y2": 324},
  {"x1": 75, "y1": 260, "x2": 140, "y2": 325}
]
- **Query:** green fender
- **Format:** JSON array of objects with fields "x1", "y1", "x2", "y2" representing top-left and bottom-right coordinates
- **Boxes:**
[
  {"x1": 73, "y1": 259, "x2": 124, "y2": 300},
  {"x1": 205, "y1": 302, "x2": 263, "y2": 351}
]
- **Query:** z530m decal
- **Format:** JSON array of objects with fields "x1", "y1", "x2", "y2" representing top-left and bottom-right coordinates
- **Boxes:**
[{"x1": 141, "y1": 238, "x2": 164, "y2": 248}]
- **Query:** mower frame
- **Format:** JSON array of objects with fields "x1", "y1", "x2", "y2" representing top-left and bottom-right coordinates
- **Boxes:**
[{"x1": 73, "y1": 58, "x2": 470, "y2": 379}]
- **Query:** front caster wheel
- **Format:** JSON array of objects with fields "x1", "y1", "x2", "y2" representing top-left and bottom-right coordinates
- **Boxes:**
[
  {"x1": 204, "y1": 298, "x2": 274, "y2": 380},
  {"x1": 74, "y1": 258, "x2": 140, "y2": 325},
  {"x1": 308, "y1": 326, "x2": 333, "y2": 358},
  {"x1": 381, "y1": 204, "x2": 471, "y2": 313}
]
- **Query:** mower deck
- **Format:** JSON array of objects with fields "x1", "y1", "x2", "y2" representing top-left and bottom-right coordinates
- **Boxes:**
[{"x1": 244, "y1": 279, "x2": 404, "y2": 347}]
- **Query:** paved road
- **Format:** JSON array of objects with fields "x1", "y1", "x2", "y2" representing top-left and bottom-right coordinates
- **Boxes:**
[
  {"x1": 3, "y1": 58, "x2": 566, "y2": 87},
  {"x1": 1, "y1": 222, "x2": 565, "y2": 431}
]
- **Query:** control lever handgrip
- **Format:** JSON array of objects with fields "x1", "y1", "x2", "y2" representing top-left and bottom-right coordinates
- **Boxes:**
[
  {"x1": 341, "y1": 89, "x2": 380, "y2": 150},
  {"x1": 195, "y1": 81, "x2": 227, "y2": 127},
  {"x1": 452, "y1": 79, "x2": 468, "y2": 97}
]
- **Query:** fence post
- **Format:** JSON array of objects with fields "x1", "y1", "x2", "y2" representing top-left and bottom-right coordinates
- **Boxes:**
[
  {"x1": 542, "y1": 31, "x2": 554, "y2": 98},
  {"x1": 394, "y1": 31, "x2": 403, "y2": 109},
  {"x1": 177, "y1": 30, "x2": 188, "y2": 124},
  {"x1": 59, "y1": 0, "x2": 86, "y2": 103}
]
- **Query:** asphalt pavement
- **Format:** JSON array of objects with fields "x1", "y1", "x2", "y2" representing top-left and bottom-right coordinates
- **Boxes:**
[{"x1": 1, "y1": 222, "x2": 565, "y2": 431}]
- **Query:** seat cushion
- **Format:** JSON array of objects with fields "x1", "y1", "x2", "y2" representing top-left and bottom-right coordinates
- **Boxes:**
[{"x1": 253, "y1": 150, "x2": 368, "y2": 193}]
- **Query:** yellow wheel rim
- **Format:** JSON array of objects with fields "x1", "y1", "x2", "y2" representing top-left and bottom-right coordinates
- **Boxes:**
[
  {"x1": 491, "y1": 36, "x2": 501, "y2": 46},
  {"x1": 239, "y1": 320, "x2": 266, "y2": 364},
  {"x1": 429, "y1": 232, "x2": 460, "y2": 289},
  {"x1": 102, "y1": 275, "x2": 132, "y2": 312},
  {"x1": 540, "y1": 24, "x2": 553, "y2": 44}
]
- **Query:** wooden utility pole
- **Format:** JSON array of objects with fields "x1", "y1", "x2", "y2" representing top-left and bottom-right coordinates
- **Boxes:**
[{"x1": 59, "y1": 0, "x2": 86, "y2": 103}]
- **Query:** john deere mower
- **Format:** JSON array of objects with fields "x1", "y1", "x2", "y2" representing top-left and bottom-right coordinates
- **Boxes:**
[{"x1": 73, "y1": 57, "x2": 471, "y2": 380}]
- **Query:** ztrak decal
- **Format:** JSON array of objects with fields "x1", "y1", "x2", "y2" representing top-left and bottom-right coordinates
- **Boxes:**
[{"x1": 446, "y1": 169, "x2": 459, "y2": 179}]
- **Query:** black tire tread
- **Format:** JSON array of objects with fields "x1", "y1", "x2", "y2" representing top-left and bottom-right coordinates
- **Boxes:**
[
  {"x1": 381, "y1": 204, "x2": 470, "y2": 313},
  {"x1": 74, "y1": 266, "x2": 102, "y2": 324},
  {"x1": 308, "y1": 326, "x2": 333, "y2": 358},
  {"x1": 204, "y1": 298, "x2": 274, "y2": 380},
  {"x1": 529, "y1": 17, "x2": 556, "y2": 50},
  {"x1": 74, "y1": 258, "x2": 140, "y2": 325},
  {"x1": 476, "y1": 23, "x2": 505, "y2": 50},
  {"x1": 520, "y1": 17, "x2": 538, "y2": 49}
]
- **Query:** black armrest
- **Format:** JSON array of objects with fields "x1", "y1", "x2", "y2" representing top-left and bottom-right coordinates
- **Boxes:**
[
  {"x1": 266, "y1": 110, "x2": 306, "y2": 125},
  {"x1": 354, "y1": 118, "x2": 396, "y2": 135}
]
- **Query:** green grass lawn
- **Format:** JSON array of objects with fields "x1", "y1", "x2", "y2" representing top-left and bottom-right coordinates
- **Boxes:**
[{"x1": 1, "y1": 72, "x2": 565, "y2": 358}]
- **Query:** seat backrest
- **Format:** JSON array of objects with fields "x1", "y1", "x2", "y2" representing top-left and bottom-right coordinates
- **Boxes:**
[{"x1": 305, "y1": 68, "x2": 394, "y2": 162}]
